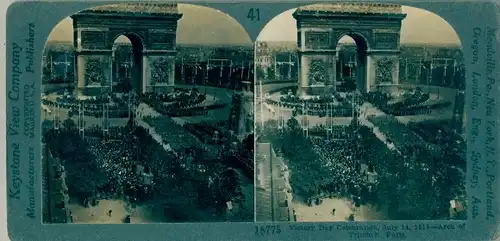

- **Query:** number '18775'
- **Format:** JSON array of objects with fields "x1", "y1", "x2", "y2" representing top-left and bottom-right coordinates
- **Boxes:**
[{"x1": 255, "y1": 225, "x2": 282, "y2": 236}]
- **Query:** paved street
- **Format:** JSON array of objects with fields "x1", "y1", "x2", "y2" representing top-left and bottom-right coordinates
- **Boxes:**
[
  {"x1": 41, "y1": 105, "x2": 130, "y2": 128},
  {"x1": 256, "y1": 99, "x2": 353, "y2": 128},
  {"x1": 255, "y1": 143, "x2": 295, "y2": 222},
  {"x1": 290, "y1": 197, "x2": 387, "y2": 222},
  {"x1": 358, "y1": 102, "x2": 398, "y2": 152},
  {"x1": 255, "y1": 143, "x2": 275, "y2": 221},
  {"x1": 69, "y1": 199, "x2": 167, "y2": 224}
]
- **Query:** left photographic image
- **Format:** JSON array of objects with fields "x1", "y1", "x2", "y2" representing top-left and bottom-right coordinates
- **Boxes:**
[{"x1": 41, "y1": 3, "x2": 254, "y2": 224}]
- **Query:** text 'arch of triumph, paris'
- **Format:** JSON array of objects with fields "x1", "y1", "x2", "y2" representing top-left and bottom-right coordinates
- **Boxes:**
[
  {"x1": 71, "y1": 3, "x2": 182, "y2": 95},
  {"x1": 293, "y1": 3, "x2": 407, "y2": 96}
]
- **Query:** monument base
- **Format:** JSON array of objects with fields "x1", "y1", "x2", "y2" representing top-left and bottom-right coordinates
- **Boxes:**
[
  {"x1": 42, "y1": 83, "x2": 74, "y2": 94},
  {"x1": 299, "y1": 85, "x2": 336, "y2": 96},
  {"x1": 77, "y1": 86, "x2": 111, "y2": 96},
  {"x1": 145, "y1": 85, "x2": 174, "y2": 94}
]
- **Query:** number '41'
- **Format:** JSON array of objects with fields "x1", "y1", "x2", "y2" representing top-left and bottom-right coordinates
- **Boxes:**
[{"x1": 247, "y1": 8, "x2": 260, "y2": 21}]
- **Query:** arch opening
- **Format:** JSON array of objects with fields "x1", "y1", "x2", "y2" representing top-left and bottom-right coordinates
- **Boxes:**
[
  {"x1": 112, "y1": 34, "x2": 144, "y2": 93},
  {"x1": 335, "y1": 34, "x2": 369, "y2": 92}
]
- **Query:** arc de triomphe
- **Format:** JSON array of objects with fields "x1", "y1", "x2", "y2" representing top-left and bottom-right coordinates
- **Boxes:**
[
  {"x1": 71, "y1": 3, "x2": 182, "y2": 95},
  {"x1": 293, "y1": 3, "x2": 407, "y2": 96}
]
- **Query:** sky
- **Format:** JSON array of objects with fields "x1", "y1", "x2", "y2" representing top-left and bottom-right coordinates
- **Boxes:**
[
  {"x1": 257, "y1": 6, "x2": 461, "y2": 46},
  {"x1": 47, "y1": 4, "x2": 461, "y2": 47},
  {"x1": 47, "y1": 4, "x2": 253, "y2": 46}
]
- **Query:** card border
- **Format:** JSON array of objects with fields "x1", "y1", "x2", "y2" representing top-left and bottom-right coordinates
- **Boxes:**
[{"x1": 4, "y1": 0, "x2": 500, "y2": 241}]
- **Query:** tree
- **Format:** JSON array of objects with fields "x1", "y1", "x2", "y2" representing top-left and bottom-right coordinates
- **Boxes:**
[
  {"x1": 156, "y1": 185, "x2": 201, "y2": 221},
  {"x1": 42, "y1": 120, "x2": 54, "y2": 135},
  {"x1": 232, "y1": 203, "x2": 253, "y2": 221},
  {"x1": 286, "y1": 117, "x2": 300, "y2": 132},
  {"x1": 126, "y1": 115, "x2": 135, "y2": 129},
  {"x1": 65, "y1": 160, "x2": 108, "y2": 200},
  {"x1": 65, "y1": 70, "x2": 74, "y2": 83},
  {"x1": 62, "y1": 118, "x2": 76, "y2": 130},
  {"x1": 119, "y1": 79, "x2": 133, "y2": 93},
  {"x1": 266, "y1": 67, "x2": 275, "y2": 81},
  {"x1": 43, "y1": 65, "x2": 52, "y2": 82},
  {"x1": 214, "y1": 169, "x2": 244, "y2": 206},
  {"x1": 255, "y1": 66, "x2": 266, "y2": 80},
  {"x1": 242, "y1": 134, "x2": 254, "y2": 152}
]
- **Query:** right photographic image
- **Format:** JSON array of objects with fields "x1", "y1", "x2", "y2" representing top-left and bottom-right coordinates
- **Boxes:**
[{"x1": 254, "y1": 3, "x2": 466, "y2": 222}]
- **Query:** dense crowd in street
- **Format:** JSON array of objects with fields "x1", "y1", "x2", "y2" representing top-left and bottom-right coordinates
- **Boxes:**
[
  {"x1": 308, "y1": 125, "x2": 352, "y2": 139},
  {"x1": 257, "y1": 84, "x2": 467, "y2": 220},
  {"x1": 139, "y1": 88, "x2": 217, "y2": 116},
  {"x1": 41, "y1": 79, "x2": 255, "y2": 222},
  {"x1": 310, "y1": 137, "x2": 367, "y2": 198},
  {"x1": 43, "y1": 117, "x2": 252, "y2": 222},
  {"x1": 42, "y1": 88, "x2": 218, "y2": 118},
  {"x1": 143, "y1": 116, "x2": 202, "y2": 151},
  {"x1": 363, "y1": 89, "x2": 451, "y2": 116}
]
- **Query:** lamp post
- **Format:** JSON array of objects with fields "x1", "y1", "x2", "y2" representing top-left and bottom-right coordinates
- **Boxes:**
[{"x1": 205, "y1": 60, "x2": 209, "y2": 95}]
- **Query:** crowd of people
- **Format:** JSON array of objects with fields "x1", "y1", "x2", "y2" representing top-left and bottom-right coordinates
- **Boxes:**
[
  {"x1": 138, "y1": 88, "x2": 216, "y2": 116},
  {"x1": 365, "y1": 115, "x2": 466, "y2": 173},
  {"x1": 138, "y1": 88, "x2": 202, "y2": 102},
  {"x1": 309, "y1": 137, "x2": 370, "y2": 201},
  {"x1": 42, "y1": 88, "x2": 216, "y2": 118},
  {"x1": 42, "y1": 93, "x2": 131, "y2": 118},
  {"x1": 363, "y1": 89, "x2": 451, "y2": 116},
  {"x1": 143, "y1": 116, "x2": 202, "y2": 151},
  {"x1": 85, "y1": 136, "x2": 145, "y2": 201},
  {"x1": 175, "y1": 61, "x2": 254, "y2": 92},
  {"x1": 184, "y1": 122, "x2": 234, "y2": 145},
  {"x1": 143, "y1": 114, "x2": 254, "y2": 180},
  {"x1": 263, "y1": 88, "x2": 364, "y2": 118},
  {"x1": 43, "y1": 116, "x2": 252, "y2": 222},
  {"x1": 367, "y1": 115, "x2": 424, "y2": 150},
  {"x1": 408, "y1": 120, "x2": 466, "y2": 169},
  {"x1": 260, "y1": 115, "x2": 466, "y2": 220},
  {"x1": 257, "y1": 119, "x2": 371, "y2": 208},
  {"x1": 308, "y1": 125, "x2": 352, "y2": 139},
  {"x1": 40, "y1": 73, "x2": 258, "y2": 221},
  {"x1": 265, "y1": 97, "x2": 353, "y2": 117},
  {"x1": 257, "y1": 84, "x2": 466, "y2": 220}
]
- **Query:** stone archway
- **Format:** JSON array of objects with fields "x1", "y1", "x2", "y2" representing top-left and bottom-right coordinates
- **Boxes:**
[
  {"x1": 293, "y1": 3, "x2": 406, "y2": 96},
  {"x1": 334, "y1": 32, "x2": 370, "y2": 92},
  {"x1": 111, "y1": 33, "x2": 144, "y2": 93},
  {"x1": 71, "y1": 3, "x2": 182, "y2": 95}
]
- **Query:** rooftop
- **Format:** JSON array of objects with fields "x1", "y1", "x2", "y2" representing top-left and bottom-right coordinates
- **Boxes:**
[
  {"x1": 296, "y1": 3, "x2": 403, "y2": 15},
  {"x1": 86, "y1": 3, "x2": 179, "y2": 14}
]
